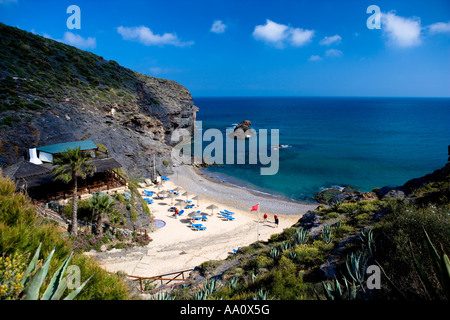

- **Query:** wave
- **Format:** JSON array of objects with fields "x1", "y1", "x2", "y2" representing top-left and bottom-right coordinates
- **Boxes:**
[{"x1": 319, "y1": 185, "x2": 345, "y2": 192}]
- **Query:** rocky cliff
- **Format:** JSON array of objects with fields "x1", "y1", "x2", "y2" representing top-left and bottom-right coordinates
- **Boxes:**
[{"x1": 0, "y1": 23, "x2": 198, "y2": 178}]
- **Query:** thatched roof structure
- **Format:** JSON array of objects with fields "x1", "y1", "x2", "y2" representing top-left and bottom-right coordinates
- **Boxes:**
[{"x1": 3, "y1": 157, "x2": 122, "y2": 189}]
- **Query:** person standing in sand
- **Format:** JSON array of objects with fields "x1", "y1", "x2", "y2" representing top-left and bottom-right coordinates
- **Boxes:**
[
  {"x1": 263, "y1": 213, "x2": 268, "y2": 224},
  {"x1": 274, "y1": 214, "x2": 279, "y2": 227},
  {"x1": 174, "y1": 208, "x2": 179, "y2": 219}
]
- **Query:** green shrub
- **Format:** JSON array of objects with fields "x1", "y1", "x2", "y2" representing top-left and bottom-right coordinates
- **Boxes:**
[
  {"x1": 337, "y1": 202, "x2": 359, "y2": 214},
  {"x1": 333, "y1": 223, "x2": 356, "y2": 238},
  {"x1": 322, "y1": 212, "x2": 340, "y2": 221},
  {"x1": 373, "y1": 201, "x2": 450, "y2": 299},
  {"x1": 0, "y1": 172, "x2": 130, "y2": 300},
  {"x1": 255, "y1": 255, "x2": 274, "y2": 269},
  {"x1": 294, "y1": 244, "x2": 323, "y2": 268},
  {"x1": 0, "y1": 116, "x2": 20, "y2": 127}
]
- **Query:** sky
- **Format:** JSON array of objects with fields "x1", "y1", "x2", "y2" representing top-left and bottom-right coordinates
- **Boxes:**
[{"x1": 0, "y1": 0, "x2": 449, "y2": 97}]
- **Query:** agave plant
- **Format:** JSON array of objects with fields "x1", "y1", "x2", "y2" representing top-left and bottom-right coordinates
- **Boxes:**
[
  {"x1": 194, "y1": 278, "x2": 221, "y2": 300},
  {"x1": 321, "y1": 224, "x2": 332, "y2": 244},
  {"x1": 293, "y1": 228, "x2": 308, "y2": 245},
  {"x1": 279, "y1": 241, "x2": 291, "y2": 252},
  {"x1": 322, "y1": 276, "x2": 357, "y2": 300},
  {"x1": 411, "y1": 227, "x2": 450, "y2": 300},
  {"x1": 269, "y1": 247, "x2": 280, "y2": 261},
  {"x1": 20, "y1": 243, "x2": 91, "y2": 300},
  {"x1": 345, "y1": 251, "x2": 369, "y2": 292},
  {"x1": 153, "y1": 290, "x2": 174, "y2": 300},
  {"x1": 287, "y1": 250, "x2": 297, "y2": 260},
  {"x1": 228, "y1": 277, "x2": 239, "y2": 290},
  {"x1": 253, "y1": 288, "x2": 271, "y2": 300},
  {"x1": 360, "y1": 227, "x2": 375, "y2": 256}
]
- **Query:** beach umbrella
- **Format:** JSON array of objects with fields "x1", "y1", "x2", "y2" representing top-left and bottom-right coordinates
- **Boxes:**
[
  {"x1": 188, "y1": 211, "x2": 202, "y2": 218},
  {"x1": 175, "y1": 199, "x2": 185, "y2": 209},
  {"x1": 159, "y1": 190, "x2": 169, "y2": 199},
  {"x1": 182, "y1": 191, "x2": 191, "y2": 201},
  {"x1": 206, "y1": 204, "x2": 218, "y2": 215},
  {"x1": 173, "y1": 187, "x2": 183, "y2": 193},
  {"x1": 192, "y1": 195, "x2": 200, "y2": 206}
]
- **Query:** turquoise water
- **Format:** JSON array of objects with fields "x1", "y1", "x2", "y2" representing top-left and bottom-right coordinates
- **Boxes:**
[{"x1": 193, "y1": 97, "x2": 450, "y2": 202}]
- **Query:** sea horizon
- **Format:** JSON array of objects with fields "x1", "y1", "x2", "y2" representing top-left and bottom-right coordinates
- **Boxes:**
[{"x1": 193, "y1": 96, "x2": 450, "y2": 202}]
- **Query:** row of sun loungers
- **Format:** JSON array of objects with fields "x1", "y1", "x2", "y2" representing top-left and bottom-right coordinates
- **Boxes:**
[
  {"x1": 189, "y1": 222, "x2": 206, "y2": 231},
  {"x1": 219, "y1": 211, "x2": 235, "y2": 221}
]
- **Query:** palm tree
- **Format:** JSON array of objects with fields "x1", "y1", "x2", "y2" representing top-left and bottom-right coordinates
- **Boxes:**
[
  {"x1": 90, "y1": 192, "x2": 115, "y2": 235},
  {"x1": 53, "y1": 147, "x2": 95, "y2": 236}
]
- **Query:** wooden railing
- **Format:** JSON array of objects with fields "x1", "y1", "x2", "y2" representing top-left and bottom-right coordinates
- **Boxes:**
[{"x1": 128, "y1": 268, "x2": 194, "y2": 294}]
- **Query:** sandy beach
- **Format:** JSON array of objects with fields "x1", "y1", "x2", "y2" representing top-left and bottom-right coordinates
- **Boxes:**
[{"x1": 93, "y1": 165, "x2": 318, "y2": 277}]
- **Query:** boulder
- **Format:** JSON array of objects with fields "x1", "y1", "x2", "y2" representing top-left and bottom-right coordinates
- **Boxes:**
[
  {"x1": 231, "y1": 120, "x2": 253, "y2": 139},
  {"x1": 234, "y1": 120, "x2": 251, "y2": 132},
  {"x1": 314, "y1": 186, "x2": 379, "y2": 205},
  {"x1": 297, "y1": 210, "x2": 321, "y2": 230}
]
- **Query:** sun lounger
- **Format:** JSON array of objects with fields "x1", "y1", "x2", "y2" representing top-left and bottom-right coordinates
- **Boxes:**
[
  {"x1": 185, "y1": 204, "x2": 195, "y2": 209},
  {"x1": 222, "y1": 214, "x2": 235, "y2": 221},
  {"x1": 192, "y1": 216, "x2": 203, "y2": 221},
  {"x1": 233, "y1": 246, "x2": 242, "y2": 253},
  {"x1": 189, "y1": 222, "x2": 202, "y2": 227},
  {"x1": 201, "y1": 216, "x2": 208, "y2": 221},
  {"x1": 172, "y1": 210, "x2": 184, "y2": 217},
  {"x1": 224, "y1": 210, "x2": 235, "y2": 214},
  {"x1": 189, "y1": 222, "x2": 206, "y2": 230}
]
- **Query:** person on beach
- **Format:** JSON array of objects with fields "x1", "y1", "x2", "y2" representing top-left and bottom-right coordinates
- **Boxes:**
[
  {"x1": 274, "y1": 214, "x2": 279, "y2": 227},
  {"x1": 174, "y1": 208, "x2": 179, "y2": 219},
  {"x1": 263, "y1": 213, "x2": 268, "y2": 223}
]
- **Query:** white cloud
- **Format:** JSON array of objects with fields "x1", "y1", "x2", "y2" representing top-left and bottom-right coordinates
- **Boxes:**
[
  {"x1": 381, "y1": 11, "x2": 422, "y2": 47},
  {"x1": 290, "y1": 28, "x2": 314, "y2": 47},
  {"x1": 252, "y1": 19, "x2": 314, "y2": 49},
  {"x1": 253, "y1": 19, "x2": 289, "y2": 47},
  {"x1": 117, "y1": 25, "x2": 193, "y2": 47},
  {"x1": 319, "y1": 34, "x2": 342, "y2": 46},
  {"x1": 40, "y1": 31, "x2": 96, "y2": 50},
  {"x1": 308, "y1": 55, "x2": 322, "y2": 61},
  {"x1": 326, "y1": 49, "x2": 343, "y2": 57},
  {"x1": 210, "y1": 20, "x2": 227, "y2": 34},
  {"x1": 426, "y1": 21, "x2": 450, "y2": 34},
  {"x1": 62, "y1": 32, "x2": 96, "y2": 49}
]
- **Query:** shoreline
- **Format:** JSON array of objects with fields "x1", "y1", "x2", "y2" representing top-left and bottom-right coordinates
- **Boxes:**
[
  {"x1": 91, "y1": 164, "x2": 318, "y2": 278},
  {"x1": 171, "y1": 164, "x2": 318, "y2": 216}
]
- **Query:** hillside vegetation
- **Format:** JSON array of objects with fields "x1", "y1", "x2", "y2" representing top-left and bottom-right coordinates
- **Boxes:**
[
  {"x1": 161, "y1": 162, "x2": 450, "y2": 300},
  {"x1": 0, "y1": 22, "x2": 197, "y2": 179},
  {"x1": 0, "y1": 171, "x2": 132, "y2": 300}
]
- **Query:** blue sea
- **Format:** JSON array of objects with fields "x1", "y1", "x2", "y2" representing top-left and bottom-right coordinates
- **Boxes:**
[{"x1": 192, "y1": 97, "x2": 450, "y2": 202}]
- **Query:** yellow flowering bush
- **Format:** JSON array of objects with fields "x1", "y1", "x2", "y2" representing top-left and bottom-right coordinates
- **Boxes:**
[{"x1": 0, "y1": 253, "x2": 27, "y2": 300}]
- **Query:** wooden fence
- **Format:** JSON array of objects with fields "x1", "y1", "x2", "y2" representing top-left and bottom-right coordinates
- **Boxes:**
[{"x1": 128, "y1": 268, "x2": 194, "y2": 294}]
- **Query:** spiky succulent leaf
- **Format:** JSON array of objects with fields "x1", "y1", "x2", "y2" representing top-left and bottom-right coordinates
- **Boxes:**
[
  {"x1": 41, "y1": 251, "x2": 73, "y2": 300},
  {"x1": 23, "y1": 247, "x2": 56, "y2": 300},
  {"x1": 63, "y1": 275, "x2": 92, "y2": 300},
  {"x1": 20, "y1": 243, "x2": 42, "y2": 286}
]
